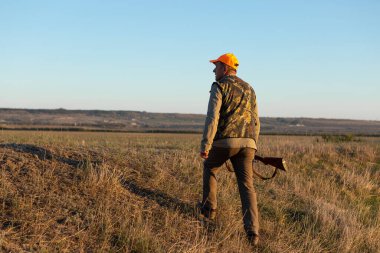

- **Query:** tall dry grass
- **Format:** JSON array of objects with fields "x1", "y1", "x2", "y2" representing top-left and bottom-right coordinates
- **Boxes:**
[{"x1": 0, "y1": 131, "x2": 379, "y2": 252}]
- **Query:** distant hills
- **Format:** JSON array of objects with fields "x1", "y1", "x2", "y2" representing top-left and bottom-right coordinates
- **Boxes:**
[{"x1": 1, "y1": 108, "x2": 379, "y2": 135}]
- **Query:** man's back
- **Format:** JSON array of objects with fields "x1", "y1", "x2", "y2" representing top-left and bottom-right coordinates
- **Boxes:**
[{"x1": 214, "y1": 75, "x2": 259, "y2": 141}]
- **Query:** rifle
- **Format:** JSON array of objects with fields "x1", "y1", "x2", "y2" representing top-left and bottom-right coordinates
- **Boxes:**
[
  {"x1": 225, "y1": 155, "x2": 288, "y2": 180},
  {"x1": 253, "y1": 155, "x2": 287, "y2": 180}
]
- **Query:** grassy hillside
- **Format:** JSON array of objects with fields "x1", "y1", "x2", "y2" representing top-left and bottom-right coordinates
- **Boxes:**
[{"x1": 1, "y1": 132, "x2": 379, "y2": 252}]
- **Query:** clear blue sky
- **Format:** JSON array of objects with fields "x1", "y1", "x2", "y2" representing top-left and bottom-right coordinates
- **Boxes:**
[{"x1": 1, "y1": 0, "x2": 379, "y2": 120}]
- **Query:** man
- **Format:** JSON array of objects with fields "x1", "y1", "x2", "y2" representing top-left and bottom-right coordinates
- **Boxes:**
[{"x1": 199, "y1": 53, "x2": 260, "y2": 246}]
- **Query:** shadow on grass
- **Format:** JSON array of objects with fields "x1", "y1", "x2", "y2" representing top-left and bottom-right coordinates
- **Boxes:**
[
  {"x1": 0, "y1": 143, "x2": 81, "y2": 167},
  {"x1": 120, "y1": 178, "x2": 196, "y2": 219}
]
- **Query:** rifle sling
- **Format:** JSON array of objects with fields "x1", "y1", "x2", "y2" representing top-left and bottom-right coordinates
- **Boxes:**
[
  {"x1": 225, "y1": 161, "x2": 279, "y2": 180},
  {"x1": 252, "y1": 165, "x2": 278, "y2": 180}
]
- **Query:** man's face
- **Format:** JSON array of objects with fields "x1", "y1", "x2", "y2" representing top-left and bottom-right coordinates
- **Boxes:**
[{"x1": 213, "y1": 62, "x2": 225, "y2": 81}]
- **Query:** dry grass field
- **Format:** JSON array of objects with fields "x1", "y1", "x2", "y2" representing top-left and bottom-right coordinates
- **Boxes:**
[{"x1": 0, "y1": 131, "x2": 379, "y2": 252}]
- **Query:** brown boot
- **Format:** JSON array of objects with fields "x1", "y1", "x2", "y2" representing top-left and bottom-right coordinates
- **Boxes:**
[
  {"x1": 197, "y1": 203, "x2": 217, "y2": 221},
  {"x1": 246, "y1": 232, "x2": 259, "y2": 246}
]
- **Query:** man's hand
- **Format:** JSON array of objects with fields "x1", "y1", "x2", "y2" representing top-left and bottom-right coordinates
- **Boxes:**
[{"x1": 200, "y1": 151, "x2": 209, "y2": 159}]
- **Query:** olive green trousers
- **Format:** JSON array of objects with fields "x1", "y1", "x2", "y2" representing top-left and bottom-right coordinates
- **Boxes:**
[{"x1": 202, "y1": 147, "x2": 259, "y2": 235}]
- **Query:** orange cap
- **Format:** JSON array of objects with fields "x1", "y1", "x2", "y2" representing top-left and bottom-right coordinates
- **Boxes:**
[{"x1": 210, "y1": 53, "x2": 239, "y2": 70}]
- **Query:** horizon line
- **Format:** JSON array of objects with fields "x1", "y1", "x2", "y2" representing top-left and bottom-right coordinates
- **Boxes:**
[{"x1": 1, "y1": 107, "x2": 379, "y2": 122}]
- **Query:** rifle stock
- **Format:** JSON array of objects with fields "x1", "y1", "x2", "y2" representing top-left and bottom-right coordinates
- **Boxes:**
[
  {"x1": 254, "y1": 155, "x2": 288, "y2": 172},
  {"x1": 225, "y1": 154, "x2": 288, "y2": 180}
]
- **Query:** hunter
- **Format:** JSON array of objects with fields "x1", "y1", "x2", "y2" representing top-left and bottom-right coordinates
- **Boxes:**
[{"x1": 199, "y1": 53, "x2": 261, "y2": 246}]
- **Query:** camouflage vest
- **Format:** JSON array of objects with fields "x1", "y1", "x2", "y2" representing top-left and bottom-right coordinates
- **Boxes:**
[{"x1": 214, "y1": 75, "x2": 258, "y2": 140}]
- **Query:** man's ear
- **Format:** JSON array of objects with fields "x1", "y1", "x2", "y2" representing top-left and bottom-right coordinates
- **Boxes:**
[{"x1": 223, "y1": 64, "x2": 229, "y2": 75}]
